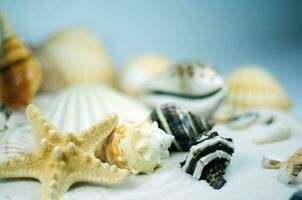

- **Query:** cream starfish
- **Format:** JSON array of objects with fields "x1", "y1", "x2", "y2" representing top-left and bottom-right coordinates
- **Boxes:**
[{"x1": 0, "y1": 104, "x2": 130, "y2": 200}]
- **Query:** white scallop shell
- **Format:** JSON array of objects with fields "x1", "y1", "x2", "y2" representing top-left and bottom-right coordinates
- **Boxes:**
[
  {"x1": 226, "y1": 66, "x2": 292, "y2": 111},
  {"x1": 36, "y1": 27, "x2": 116, "y2": 92},
  {"x1": 142, "y1": 61, "x2": 226, "y2": 116},
  {"x1": 0, "y1": 126, "x2": 35, "y2": 161},
  {"x1": 35, "y1": 84, "x2": 150, "y2": 133},
  {"x1": 119, "y1": 54, "x2": 173, "y2": 96}
]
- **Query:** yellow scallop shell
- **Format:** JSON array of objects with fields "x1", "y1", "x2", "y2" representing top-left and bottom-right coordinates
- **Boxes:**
[
  {"x1": 37, "y1": 27, "x2": 115, "y2": 92},
  {"x1": 226, "y1": 66, "x2": 291, "y2": 110}
]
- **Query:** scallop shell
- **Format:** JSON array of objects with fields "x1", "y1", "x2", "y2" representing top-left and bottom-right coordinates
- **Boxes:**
[
  {"x1": 278, "y1": 148, "x2": 302, "y2": 184},
  {"x1": 142, "y1": 61, "x2": 226, "y2": 116},
  {"x1": 35, "y1": 84, "x2": 150, "y2": 133},
  {"x1": 0, "y1": 126, "x2": 35, "y2": 161},
  {"x1": 263, "y1": 148, "x2": 302, "y2": 184},
  {"x1": 226, "y1": 66, "x2": 292, "y2": 111},
  {"x1": 149, "y1": 103, "x2": 215, "y2": 151},
  {"x1": 119, "y1": 54, "x2": 173, "y2": 96},
  {"x1": 180, "y1": 131, "x2": 234, "y2": 189},
  {"x1": 100, "y1": 120, "x2": 174, "y2": 174},
  {"x1": 0, "y1": 13, "x2": 42, "y2": 109},
  {"x1": 36, "y1": 27, "x2": 115, "y2": 92}
]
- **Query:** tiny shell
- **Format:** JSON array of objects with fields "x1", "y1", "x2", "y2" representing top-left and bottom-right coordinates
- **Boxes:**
[
  {"x1": 262, "y1": 155, "x2": 283, "y2": 169},
  {"x1": 180, "y1": 131, "x2": 234, "y2": 189},
  {"x1": 226, "y1": 66, "x2": 291, "y2": 111},
  {"x1": 0, "y1": 13, "x2": 42, "y2": 109},
  {"x1": 149, "y1": 103, "x2": 215, "y2": 151},
  {"x1": 101, "y1": 120, "x2": 174, "y2": 174},
  {"x1": 119, "y1": 54, "x2": 173, "y2": 96},
  {"x1": 0, "y1": 126, "x2": 35, "y2": 161},
  {"x1": 36, "y1": 27, "x2": 115, "y2": 92},
  {"x1": 278, "y1": 148, "x2": 302, "y2": 184},
  {"x1": 143, "y1": 61, "x2": 226, "y2": 116}
]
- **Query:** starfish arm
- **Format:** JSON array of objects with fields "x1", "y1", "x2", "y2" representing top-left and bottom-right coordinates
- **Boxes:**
[
  {"x1": 0, "y1": 153, "x2": 41, "y2": 179},
  {"x1": 26, "y1": 105, "x2": 59, "y2": 145},
  {"x1": 78, "y1": 114, "x2": 118, "y2": 154},
  {"x1": 72, "y1": 158, "x2": 130, "y2": 185},
  {"x1": 40, "y1": 175, "x2": 72, "y2": 200}
]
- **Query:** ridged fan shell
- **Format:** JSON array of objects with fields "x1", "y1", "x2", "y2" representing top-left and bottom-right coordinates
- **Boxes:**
[
  {"x1": 226, "y1": 66, "x2": 291, "y2": 110},
  {"x1": 35, "y1": 85, "x2": 150, "y2": 133},
  {"x1": 36, "y1": 27, "x2": 116, "y2": 91},
  {"x1": 0, "y1": 126, "x2": 35, "y2": 161}
]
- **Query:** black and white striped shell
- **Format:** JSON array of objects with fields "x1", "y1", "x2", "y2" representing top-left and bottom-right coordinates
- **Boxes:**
[
  {"x1": 149, "y1": 103, "x2": 214, "y2": 151},
  {"x1": 180, "y1": 131, "x2": 234, "y2": 189}
]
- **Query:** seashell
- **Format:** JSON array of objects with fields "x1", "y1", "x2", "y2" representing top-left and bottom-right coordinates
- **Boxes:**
[
  {"x1": 119, "y1": 54, "x2": 173, "y2": 96},
  {"x1": 262, "y1": 155, "x2": 284, "y2": 169},
  {"x1": 290, "y1": 190, "x2": 302, "y2": 200},
  {"x1": 226, "y1": 112, "x2": 258, "y2": 129},
  {"x1": 180, "y1": 131, "x2": 234, "y2": 189},
  {"x1": 0, "y1": 13, "x2": 42, "y2": 109},
  {"x1": 0, "y1": 126, "x2": 35, "y2": 161},
  {"x1": 253, "y1": 119, "x2": 291, "y2": 144},
  {"x1": 226, "y1": 66, "x2": 292, "y2": 111},
  {"x1": 142, "y1": 61, "x2": 227, "y2": 116},
  {"x1": 100, "y1": 120, "x2": 174, "y2": 174},
  {"x1": 278, "y1": 148, "x2": 302, "y2": 184},
  {"x1": 36, "y1": 27, "x2": 115, "y2": 92},
  {"x1": 35, "y1": 84, "x2": 150, "y2": 133},
  {"x1": 148, "y1": 103, "x2": 215, "y2": 151}
]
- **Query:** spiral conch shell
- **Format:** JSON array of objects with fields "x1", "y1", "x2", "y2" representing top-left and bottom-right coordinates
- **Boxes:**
[
  {"x1": 101, "y1": 120, "x2": 174, "y2": 174},
  {"x1": 226, "y1": 66, "x2": 291, "y2": 111},
  {"x1": 0, "y1": 13, "x2": 42, "y2": 109},
  {"x1": 36, "y1": 27, "x2": 115, "y2": 91}
]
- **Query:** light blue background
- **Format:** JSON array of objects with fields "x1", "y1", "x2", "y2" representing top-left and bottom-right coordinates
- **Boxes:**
[{"x1": 1, "y1": 0, "x2": 302, "y2": 117}]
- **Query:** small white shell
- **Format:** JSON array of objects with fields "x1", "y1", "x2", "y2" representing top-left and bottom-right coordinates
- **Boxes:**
[
  {"x1": 253, "y1": 120, "x2": 291, "y2": 144},
  {"x1": 227, "y1": 112, "x2": 258, "y2": 129},
  {"x1": 35, "y1": 85, "x2": 150, "y2": 133},
  {"x1": 119, "y1": 54, "x2": 173, "y2": 96},
  {"x1": 262, "y1": 155, "x2": 283, "y2": 169},
  {"x1": 0, "y1": 126, "x2": 35, "y2": 161}
]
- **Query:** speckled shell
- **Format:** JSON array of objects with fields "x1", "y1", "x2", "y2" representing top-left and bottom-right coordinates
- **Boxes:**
[
  {"x1": 34, "y1": 85, "x2": 150, "y2": 133},
  {"x1": 0, "y1": 126, "x2": 35, "y2": 161},
  {"x1": 143, "y1": 61, "x2": 226, "y2": 116},
  {"x1": 119, "y1": 54, "x2": 173, "y2": 96},
  {"x1": 149, "y1": 103, "x2": 215, "y2": 151},
  {"x1": 226, "y1": 66, "x2": 292, "y2": 111},
  {"x1": 180, "y1": 131, "x2": 234, "y2": 189},
  {"x1": 0, "y1": 13, "x2": 42, "y2": 109},
  {"x1": 100, "y1": 120, "x2": 174, "y2": 175},
  {"x1": 36, "y1": 27, "x2": 115, "y2": 92}
]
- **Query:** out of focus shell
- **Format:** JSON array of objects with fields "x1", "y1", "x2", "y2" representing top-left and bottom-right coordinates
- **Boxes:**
[
  {"x1": 37, "y1": 27, "x2": 115, "y2": 92},
  {"x1": 226, "y1": 66, "x2": 291, "y2": 111},
  {"x1": 119, "y1": 54, "x2": 173, "y2": 95},
  {"x1": 34, "y1": 84, "x2": 150, "y2": 133},
  {"x1": 0, "y1": 13, "x2": 42, "y2": 109}
]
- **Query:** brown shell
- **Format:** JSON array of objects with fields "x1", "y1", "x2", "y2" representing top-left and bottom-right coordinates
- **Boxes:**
[{"x1": 0, "y1": 13, "x2": 42, "y2": 109}]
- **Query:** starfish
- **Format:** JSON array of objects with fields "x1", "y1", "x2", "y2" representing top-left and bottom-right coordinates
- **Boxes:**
[{"x1": 0, "y1": 104, "x2": 130, "y2": 200}]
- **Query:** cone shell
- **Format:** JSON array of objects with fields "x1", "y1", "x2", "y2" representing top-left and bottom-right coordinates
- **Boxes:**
[
  {"x1": 0, "y1": 126, "x2": 35, "y2": 161},
  {"x1": 226, "y1": 66, "x2": 291, "y2": 111},
  {"x1": 35, "y1": 85, "x2": 150, "y2": 133},
  {"x1": 102, "y1": 120, "x2": 174, "y2": 174},
  {"x1": 36, "y1": 27, "x2": 115, "y2": 92},
  {"x1": 119, "y1": 54, "x2": 173, "y2": 95},
  {"x1": 0, "y1": 13, "x2": 42, "y2": 109}
]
